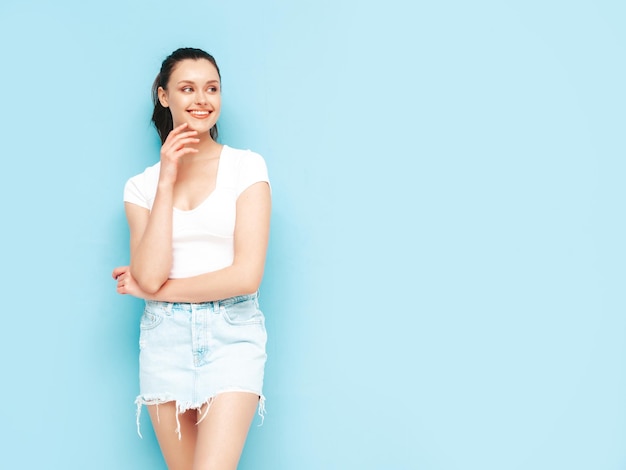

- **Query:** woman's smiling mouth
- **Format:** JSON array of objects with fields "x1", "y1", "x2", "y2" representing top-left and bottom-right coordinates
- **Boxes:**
[{"x1": 189, "y1": 110, "x2": 210, "y2": 118}]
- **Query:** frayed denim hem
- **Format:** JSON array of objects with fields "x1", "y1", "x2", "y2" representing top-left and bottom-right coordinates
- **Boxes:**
[{"x1": 135, "y1": 392, "x2": 266, "y2": 439}]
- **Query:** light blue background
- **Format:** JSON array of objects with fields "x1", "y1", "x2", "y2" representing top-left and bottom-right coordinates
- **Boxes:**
[{"x1": 1, "y1": 1, "x2": 624, "y2": 469}]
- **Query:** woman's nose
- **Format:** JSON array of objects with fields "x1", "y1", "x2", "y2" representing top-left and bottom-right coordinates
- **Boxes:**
[{"x1": 195, "y1": 91, "x2": 208, "y2": 104}]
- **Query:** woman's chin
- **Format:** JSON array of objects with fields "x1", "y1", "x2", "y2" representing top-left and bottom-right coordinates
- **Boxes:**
[{"x1": 186, "y1": 120, "x2": 215, "y2": 136}]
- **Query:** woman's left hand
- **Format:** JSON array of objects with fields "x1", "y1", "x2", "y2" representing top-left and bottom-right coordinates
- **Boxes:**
[{"x1": 112, "y1": 266, "x2": 148, "y2": 298}]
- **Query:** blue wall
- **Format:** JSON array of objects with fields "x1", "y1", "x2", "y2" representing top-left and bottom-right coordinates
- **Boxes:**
[{"x1": 1, "y1": 1, "x2": 625, "y2": 468}]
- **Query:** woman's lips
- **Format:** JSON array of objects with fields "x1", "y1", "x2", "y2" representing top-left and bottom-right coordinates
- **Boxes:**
[{"x1": 188, "y1": 110, "x2": 210, "y2": 118}]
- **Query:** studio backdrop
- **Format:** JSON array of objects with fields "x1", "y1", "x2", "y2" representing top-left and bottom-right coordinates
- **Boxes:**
[{"x1": 1, "y1": 1, "x2": 625, "y2": 469}]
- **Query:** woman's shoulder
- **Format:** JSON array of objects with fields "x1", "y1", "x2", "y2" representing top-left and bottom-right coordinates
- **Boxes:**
[
  {"x1": 221, "y1": 145, "x2": 270, "y2": 195},
  {"x1": 222, "y1": 145, "x2": 266, "y2": 165},
  {"x1": 124, "y1": 161, "x2": 161, "y2": 206},
  {"x1": 135, "y1": 161, "x2": 161, "y2": 176},
  {"x1": 129, "y1": 161, "x2": 161, "y2": 180}
]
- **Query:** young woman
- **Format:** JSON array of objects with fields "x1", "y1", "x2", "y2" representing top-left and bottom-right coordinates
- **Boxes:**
[{"x1": 112, "y1": 47, "x2": 271, "y2": 470}]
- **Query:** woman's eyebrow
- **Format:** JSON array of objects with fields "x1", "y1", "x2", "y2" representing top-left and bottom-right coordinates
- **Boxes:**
[{"x1": 176, "y1": 79, "x2": 220, "y2": 85}]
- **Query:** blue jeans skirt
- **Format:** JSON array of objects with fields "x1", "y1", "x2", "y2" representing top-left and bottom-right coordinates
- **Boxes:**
[{"x1": 135, "y1": 292, "x2": 267, "y2": 437}]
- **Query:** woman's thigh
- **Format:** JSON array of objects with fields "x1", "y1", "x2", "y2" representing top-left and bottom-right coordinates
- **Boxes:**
[
  {"x1": 148, "y1": 403, "x2": 198, "y2": 470},
  {"x1": 193, "y1": 392, "x2": 260, "y2": 470}
]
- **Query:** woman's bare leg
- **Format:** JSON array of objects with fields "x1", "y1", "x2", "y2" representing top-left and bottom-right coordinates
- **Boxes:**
[
  {"x1": 148, "y1": 402, "x2": 198, "y2": 470},
  {"x1": 192, "y1": 392, "x2": 260, "y2": 470}
]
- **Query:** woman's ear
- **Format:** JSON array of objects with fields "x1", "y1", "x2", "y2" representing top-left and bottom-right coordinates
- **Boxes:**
[{"x1": 158, "y1": 86, "x2": 169, "y2": 108}]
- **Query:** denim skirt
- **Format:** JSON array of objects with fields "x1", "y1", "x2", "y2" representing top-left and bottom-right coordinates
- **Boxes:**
[{"x1": 134, "y1": 292, "x2": 267, "y2": 435}]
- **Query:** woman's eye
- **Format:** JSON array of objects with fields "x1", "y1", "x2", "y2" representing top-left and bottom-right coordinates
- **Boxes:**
[
  {"x1": 182, "y1": 87, "x2": 193, "y2": 92},
  {"x1": 208, "y1": 87, "x2": 217, "y2": 93}
]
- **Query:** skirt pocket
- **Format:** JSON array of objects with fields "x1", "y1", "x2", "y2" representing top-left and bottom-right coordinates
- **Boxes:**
[
  {"x1": 140, "y1": 306, "x2": 164, "y2": 330},
  {"x1": 220, "y1": 298, "x2": 264, "y2": 326}
]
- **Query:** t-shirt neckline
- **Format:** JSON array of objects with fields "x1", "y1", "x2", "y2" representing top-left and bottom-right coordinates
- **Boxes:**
[{"x1": 173, "y1": 144, "x2": 227, "y2": 213}]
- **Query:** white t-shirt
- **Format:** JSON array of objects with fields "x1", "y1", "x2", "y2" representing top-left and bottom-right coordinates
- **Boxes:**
[{"x1": 123, "y1": 145, "x2": 269, "y2": 278}]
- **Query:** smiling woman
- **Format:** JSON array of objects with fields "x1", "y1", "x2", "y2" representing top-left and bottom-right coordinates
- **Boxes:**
[
  {"x1": 155, "y1": 58, "x2": 221, "y2": 145},
  {"x1": 112, "y1": 47, "x2": 271, "y2": 470}
]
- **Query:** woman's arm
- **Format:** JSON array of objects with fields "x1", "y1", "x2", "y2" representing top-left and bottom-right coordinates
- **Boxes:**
[
  {"x1": 155, "y1": 181, "x2": 271, "y2": 302},
  {"x1": 114, "y1": 181, "x2": 271, "y2": 302},
  {"x1": 126, "y1": 188, "x2": 173, "y2": 293},
  {"x1": 128, "y1": 124, "x2": 199, "y2": 293}
]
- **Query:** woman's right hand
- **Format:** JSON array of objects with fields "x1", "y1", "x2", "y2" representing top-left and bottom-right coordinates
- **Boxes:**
[
  {"x1": 158, "y1": 123, "x2": 200, "y2": 185},
  {"x1": 112, "y1": 265, "x2": 150, "y2": 299}
]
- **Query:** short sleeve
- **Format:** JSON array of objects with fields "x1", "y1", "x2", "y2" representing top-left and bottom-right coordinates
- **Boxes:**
[
  {"x1": 236, "y1": 152, "x2": 270, "y2": 197},
  {"x1": 123, "y1": 163, "x2": 160, "y2": 209},
  {"x1": 123, "y1": 174, "x2": 150, "y2": 209}
]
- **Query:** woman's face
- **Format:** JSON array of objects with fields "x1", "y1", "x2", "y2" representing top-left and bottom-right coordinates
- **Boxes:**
[{"x1": 158, "y1": 58, "x2": 221, "y2": 136}]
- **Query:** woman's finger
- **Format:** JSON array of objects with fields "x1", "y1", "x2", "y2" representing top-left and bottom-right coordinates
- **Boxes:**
[
  {"x1": 166, "y1": 131, "x2": 198, "y2": 147},
  {"x1": 112, "y1": 266, "x2": 128, "y2": 279},
  {"x1": 171, "y1": 137, "x2": 200, "y2": 150},
  {"x1": 165, "y1": 127, "x2": 197, "y2": 145}
]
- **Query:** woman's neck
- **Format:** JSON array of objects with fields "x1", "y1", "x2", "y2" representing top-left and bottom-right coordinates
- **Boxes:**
[{"x1": 183, "y1": 132, "x2": 222, "y2": 162}]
